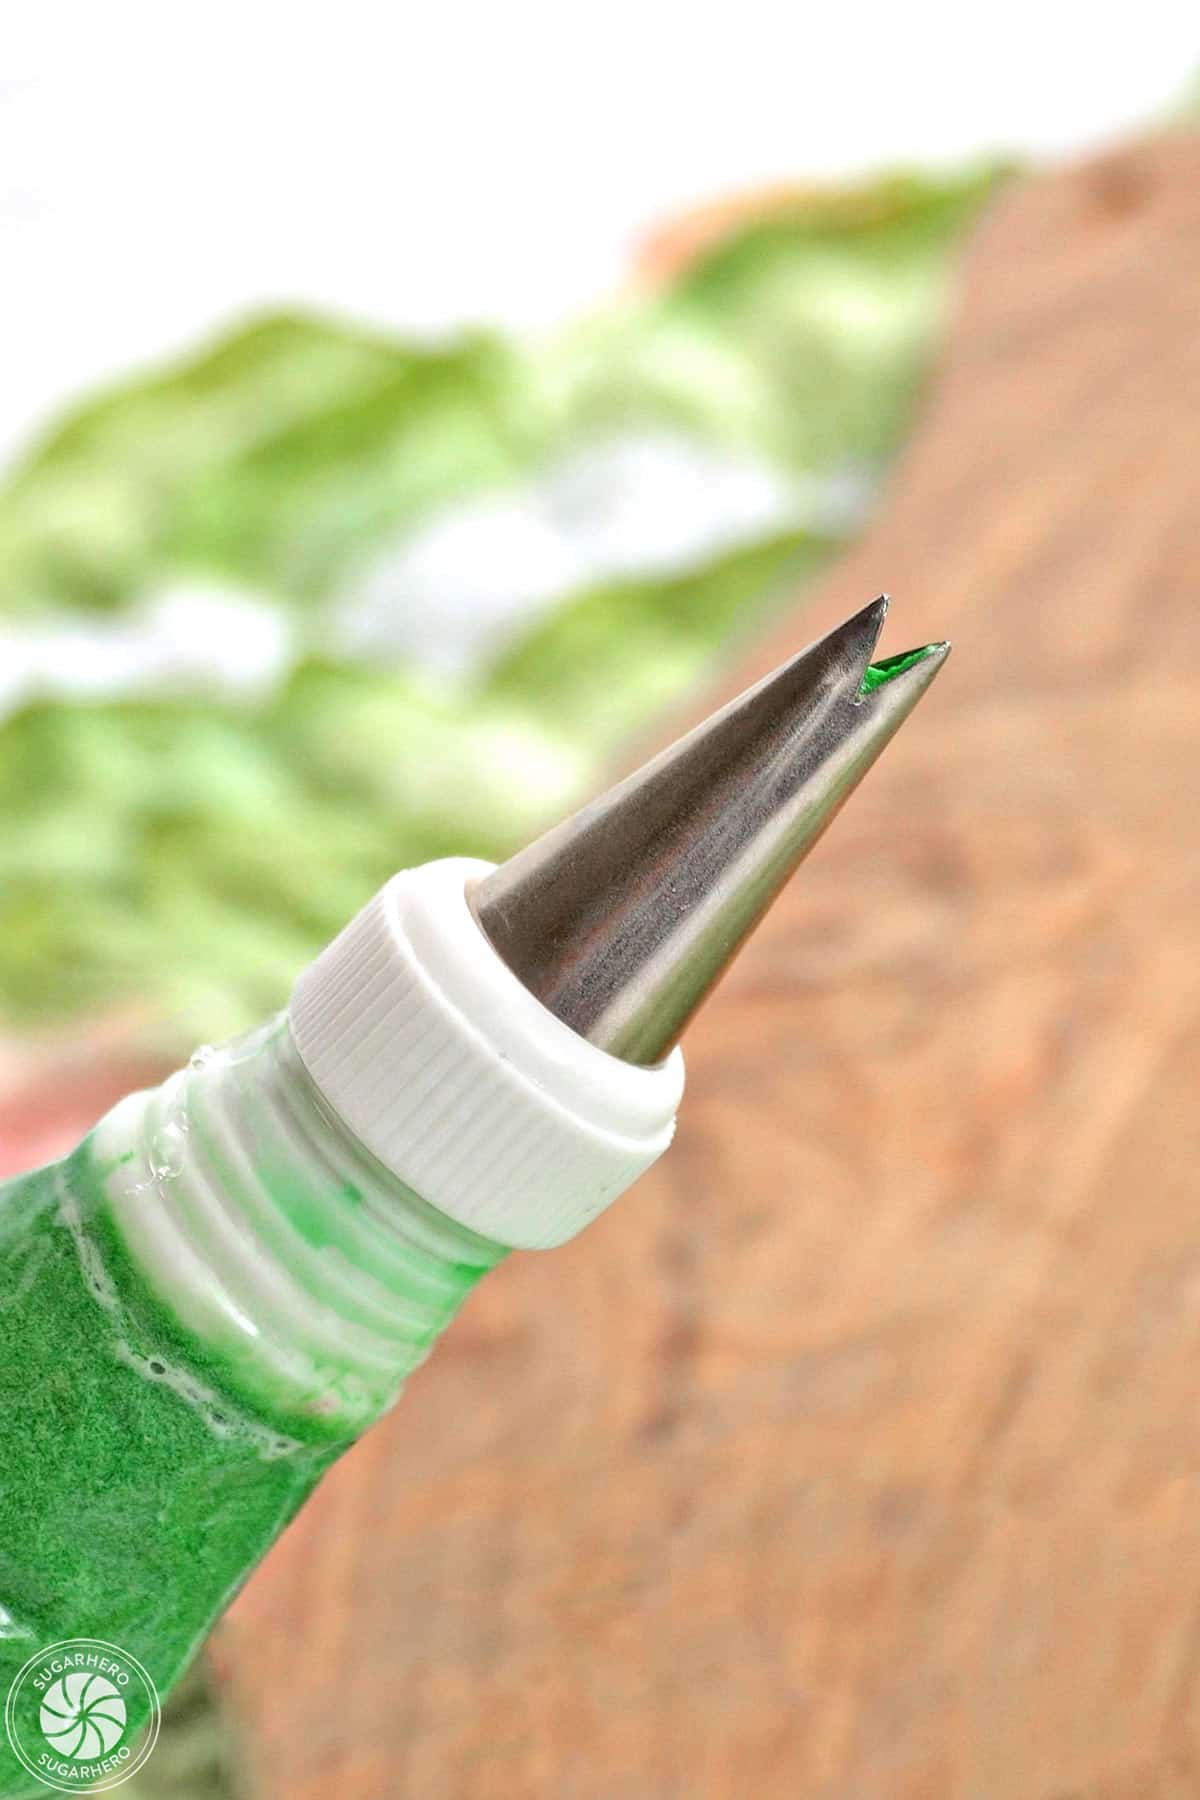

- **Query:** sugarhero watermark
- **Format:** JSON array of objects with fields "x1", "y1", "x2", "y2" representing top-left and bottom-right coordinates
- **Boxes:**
[{"x1": 4, "y1": 1639, "x2": 160, "y2": 1792}]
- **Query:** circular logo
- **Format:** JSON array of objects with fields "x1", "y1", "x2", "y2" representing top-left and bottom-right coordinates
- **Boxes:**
[{"x1": 5, "y1": 1639, "x2": 160, "y2": 1792}]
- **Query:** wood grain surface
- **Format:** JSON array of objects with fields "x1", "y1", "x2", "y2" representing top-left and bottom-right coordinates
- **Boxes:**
[{"x1": 216, "y1": 135, "x2": 1200, "y2": 1798}]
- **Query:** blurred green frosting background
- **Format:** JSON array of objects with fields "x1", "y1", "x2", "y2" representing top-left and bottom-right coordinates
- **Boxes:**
[{"x1": 0, "y1": 169, "x2": 1000, "y2": 1050}]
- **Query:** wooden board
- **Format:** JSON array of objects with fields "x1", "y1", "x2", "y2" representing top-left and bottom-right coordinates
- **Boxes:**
[{"x1": 217, "y1": 135, "x2": 1200, "y2": 1798}]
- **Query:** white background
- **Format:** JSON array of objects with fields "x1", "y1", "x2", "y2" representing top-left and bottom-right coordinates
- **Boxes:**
[{"x1": 2, "y1": 2, "x2": 1196, "y2": 469}]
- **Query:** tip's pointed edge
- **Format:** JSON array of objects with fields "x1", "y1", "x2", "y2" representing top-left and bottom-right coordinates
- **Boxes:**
[{"x1": 809, "y1": 592, "x2": 890, "y2": 688}]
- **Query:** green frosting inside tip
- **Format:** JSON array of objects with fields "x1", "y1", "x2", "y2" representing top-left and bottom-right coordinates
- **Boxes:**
[{"x1": 859, "y1": 643, "x2": 941, "y2": 694}]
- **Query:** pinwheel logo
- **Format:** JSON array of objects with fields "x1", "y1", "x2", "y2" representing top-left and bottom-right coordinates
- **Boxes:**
[
  {"x1": 5, "y1": 1638, "x2": 160, "y2": 1792},
  {"x1": 40, "y1": 1670, "x2": 126, "y2": 1759}
]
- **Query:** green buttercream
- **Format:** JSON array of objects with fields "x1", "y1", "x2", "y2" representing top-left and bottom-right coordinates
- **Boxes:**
[
  {"x1": 859, "y1": 642, "x2": 942, "y2": 693},
  {"x1": 0, "y1": 1145, "x2": 336, "y2": 1796},
  {"x1": 0, "y1": 1036, "x2": 501, "y2": 1797}
]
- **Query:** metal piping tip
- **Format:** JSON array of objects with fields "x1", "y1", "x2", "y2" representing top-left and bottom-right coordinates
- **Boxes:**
[{"x1": 472, "y1": 596, "x2": 949, "y2": 1066}]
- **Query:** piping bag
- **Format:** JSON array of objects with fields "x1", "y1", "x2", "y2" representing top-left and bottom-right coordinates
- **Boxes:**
[{"x1": 0, "y1": 596, "x2": 946, "y2": 1791}]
